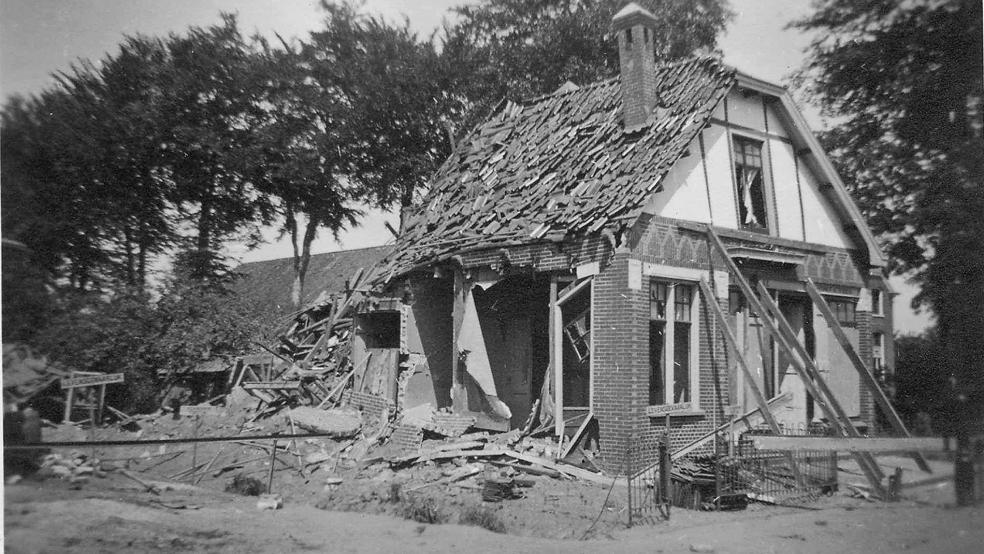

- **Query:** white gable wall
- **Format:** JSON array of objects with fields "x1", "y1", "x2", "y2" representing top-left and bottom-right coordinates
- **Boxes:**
[{"x1": 646, "y1": 89, "x2": 855, "y2": 250}]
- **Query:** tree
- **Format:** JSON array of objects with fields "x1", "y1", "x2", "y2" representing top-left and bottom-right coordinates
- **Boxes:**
[
  {"x1": 304, "y1": 1, "x2": 461, "y2": 216},
  {"x1": 159, "y1": 14, "x2": 276, "y2": 283},
  {"x1": 793, "y1": 0, "x2": 984, "y2": 421},
  {"x1": 442, "y1": 0, "x2": 734, "y2": 133},
  {"x1": 247, "y1": 38, "x2": 362, "y2": 307}
]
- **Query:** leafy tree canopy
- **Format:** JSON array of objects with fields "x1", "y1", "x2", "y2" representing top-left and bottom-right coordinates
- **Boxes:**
[{"x1": 793, "y1": 0, "x2": 984, "y2": 416}]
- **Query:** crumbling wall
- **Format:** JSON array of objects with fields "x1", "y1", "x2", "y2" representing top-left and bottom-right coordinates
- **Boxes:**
[{"x1": 405, "y1": 275, "x2": 454, "y2": 409}]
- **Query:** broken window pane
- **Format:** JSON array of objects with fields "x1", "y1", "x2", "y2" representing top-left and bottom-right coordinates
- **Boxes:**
[
  {"x1": 675, "y1": 285, "x2": 693, "y2": 322},
  {"x1": 649, "y1": 321, "x2": 665, "y2": 405},
  {"x1": 733, "y1": 136, "x2": 768, "y2": 231},
  {"x1": 564, "y1": 309, "x2": 591, "y2": 362},
  {"x1": 674, "y1": 321, "x2": 691, "y2": 403},
  {"x1": 651, "y1": 282, "x2": 667, "y2": 320}
]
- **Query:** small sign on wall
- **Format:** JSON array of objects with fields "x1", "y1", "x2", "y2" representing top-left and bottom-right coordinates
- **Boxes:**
[
  {"x1": 627, "y1": 259, "x2": 642, "y2": 290},
  {"x1": 646, "y1": 402, "x2": 693, "y2": 417},
  {"x1": 575, "y1": 261, "x2": 600, "y2": 279}
]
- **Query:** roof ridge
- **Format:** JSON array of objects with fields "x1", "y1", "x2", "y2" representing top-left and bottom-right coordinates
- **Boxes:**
[
  {"x1": 515, "y1": 55, "x2": 729, "y2": 107},
  {"x1": 238, "y1": 244, "x2": 391, "y2": 267}
]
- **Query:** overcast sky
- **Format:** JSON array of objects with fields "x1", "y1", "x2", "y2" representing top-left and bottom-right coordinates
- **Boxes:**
[{"x1": 0, "y1": 0, "x2": 932, "y2": 333}]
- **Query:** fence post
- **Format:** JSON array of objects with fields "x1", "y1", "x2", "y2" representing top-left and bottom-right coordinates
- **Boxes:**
[
  {"x1": 659, "y1": 433, "x2": 671, "y2": 518},
  {"x1": 625, "y1": 443, "x2": 633, "y2": 527}
]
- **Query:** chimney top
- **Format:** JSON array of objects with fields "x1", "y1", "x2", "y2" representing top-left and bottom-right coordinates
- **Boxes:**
[{"x1": 612, "y1": 2, "x2": 658, "y2": 32}]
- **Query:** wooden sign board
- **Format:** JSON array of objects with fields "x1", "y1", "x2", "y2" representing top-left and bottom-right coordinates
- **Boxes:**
[
  {"x1": 646, "y1": 402, "x2": 693, "y2": 417},
  {"x1": 61, "y1": 373, "x2": 125, "y2": 389},
  {"x1": 181, "y1": 405, "x2": 223, "y2": 416},
  {"x1": 242, "y1": 381, "x2": 302, "y2": 391}
]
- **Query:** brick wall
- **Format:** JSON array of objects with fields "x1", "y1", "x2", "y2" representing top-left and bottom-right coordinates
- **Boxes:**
[
  {"x1": 592, "y1": 252, "x2": 648, "y2": 470},
  {"x1": 856, "y1": 311, "x2": 875, "y2": 429}
]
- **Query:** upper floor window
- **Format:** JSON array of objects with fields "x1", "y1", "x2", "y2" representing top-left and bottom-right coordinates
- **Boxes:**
[
  {"x1": 871, "y1": 289, "x2": 883, "y2": 316},
  {"x1": 733, "y1": 136, "x2": 769, "y2": 232}
]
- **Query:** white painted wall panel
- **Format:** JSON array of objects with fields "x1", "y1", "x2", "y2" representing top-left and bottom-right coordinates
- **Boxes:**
[
  {"x1": 726, "y1": 91, "x2": 766, "y2": 132},
  {"x1": 646, "y1": 139, "x2": 712, "y2": 223},
  {"x1": 769, "y1": 139, "x2": 805, "y2": 241},
  {"x1": 766, "y1": 103, "x2": 788, "y2": 137},
  {"x1": 799, "y1": 160, "x2": 853, "y2": 248},
  {"x1": 701, "y1": 125, "x2": 739, "y2": 228}
]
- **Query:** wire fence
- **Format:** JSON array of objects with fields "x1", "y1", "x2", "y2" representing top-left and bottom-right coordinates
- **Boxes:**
[{"x1": 626, "y1": 426, "x2": 838, "y2": 525}]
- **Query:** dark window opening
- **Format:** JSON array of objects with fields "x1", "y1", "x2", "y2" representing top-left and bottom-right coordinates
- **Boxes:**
[
  {"x1": 828, "y1": 299, "x2": 856, "y2": 327},
  {"x1": 733, "y1": 136, "x2": 768, "y2": 232},
  {"x1": 871, "y1": 289, "x2": 883, "y2": 315},
  {"x1": 649, "y1": 321, "x2": 665, "y2": 405}
]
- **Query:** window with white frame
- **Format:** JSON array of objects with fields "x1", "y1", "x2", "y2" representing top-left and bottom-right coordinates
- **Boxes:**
[
  {"x1": 872, "y1": 332, "x2": 884, "y2": 372},
  {"x1": 733, "y1": 135, "x2": 769, "y2": 232},
  {"x1": 649, "y1": 280, "x2": 699, "y2": 406}
]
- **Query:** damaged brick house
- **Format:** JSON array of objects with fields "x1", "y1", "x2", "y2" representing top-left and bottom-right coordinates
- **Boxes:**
[{"x1": 354, "y1": 4, "x2": 896, "y2": 471}]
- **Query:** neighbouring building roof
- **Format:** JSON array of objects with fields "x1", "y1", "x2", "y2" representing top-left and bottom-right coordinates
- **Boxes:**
[
  {"x1": 371, "y1": 57, "x2": 736, "y2": 282},
  {"x1": 235, "y1": 245, "x2": 392, "y2": 325}
]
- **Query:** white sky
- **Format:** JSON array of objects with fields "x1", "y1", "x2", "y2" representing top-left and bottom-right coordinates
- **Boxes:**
[{"x1": 0, "y1": 0, "x2": 933, "y2": 333}]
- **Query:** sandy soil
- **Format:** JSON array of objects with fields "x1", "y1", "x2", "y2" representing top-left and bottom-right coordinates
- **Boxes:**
[{"x1": 4, "y1": 451, "x2": 982, "y2": 554}]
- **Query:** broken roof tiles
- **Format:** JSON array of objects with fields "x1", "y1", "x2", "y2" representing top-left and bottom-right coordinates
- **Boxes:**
[{"x1": 373, "y1": 57, "x2": 736, "y2": 282}]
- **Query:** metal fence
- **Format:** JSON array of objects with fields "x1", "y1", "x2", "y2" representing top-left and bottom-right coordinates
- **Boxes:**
[
  {"x1": 716, "y1": 435, "x2": 838, "y2": 505},
  {"x1": 625, "y1": 438, "x2": 669, "y2": 527}
]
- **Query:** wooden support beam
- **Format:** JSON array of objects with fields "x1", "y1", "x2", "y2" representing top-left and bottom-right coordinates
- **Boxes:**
[
  {"x1": 697, "y1": 279, "x2": 807, "y2": 487},
  {"x1": 672, "y1": 392, "x2": 792, "y2": 461},
  {"x1": 550, "y1": 276, "x2": 564, "y2": 438},
  {"x1": 751, "y1": 436, "x2": 944, "y2": 452},
  {"x1": 704, "y1": 226, "x2": 887, "y2": 496},
  {"x1": 805, "y1": 278, "x2": 932, "y2": 473}
]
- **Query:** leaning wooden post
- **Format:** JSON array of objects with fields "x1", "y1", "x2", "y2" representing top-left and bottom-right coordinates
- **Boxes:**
[
  {"x1": 267, "y1": 439, "x2": 278, "y2": 494},
  {"x1": 804, "y1": 277, "x2": 931, "y2": 474}
]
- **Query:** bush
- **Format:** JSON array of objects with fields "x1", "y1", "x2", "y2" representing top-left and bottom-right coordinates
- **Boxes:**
[
  {"x1": 459, "y1": 505, "x2": 506, "y2": 533},
  {"x1": 225, "y1": 473, "x2": 265, "y2": 496},
  {"x1": 399, "y1": 496, "x2": 448, "y2": 524}
]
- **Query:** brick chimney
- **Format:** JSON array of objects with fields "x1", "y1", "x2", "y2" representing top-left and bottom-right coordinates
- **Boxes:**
[{"x1": 613, "y1": 2, "x2": 658, "y2": 132}]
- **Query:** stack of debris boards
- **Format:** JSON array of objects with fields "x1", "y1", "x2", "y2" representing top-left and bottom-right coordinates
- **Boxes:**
[
  {"x1": 669, "y1": 456, "x2": 720, "y2": 510},
  {"x1": 233, "y1": 267, "x2": 374, "y2": 412}
]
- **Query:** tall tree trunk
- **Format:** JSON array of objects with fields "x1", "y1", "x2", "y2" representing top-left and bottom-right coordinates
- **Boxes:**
[{"x1": 294, "y1": 215, "x2": 319, "y2": 308}]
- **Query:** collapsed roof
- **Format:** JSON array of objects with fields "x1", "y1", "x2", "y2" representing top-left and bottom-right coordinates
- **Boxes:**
[{"x1": 372, "y1": 57, "x2": 736, "y2": 282}]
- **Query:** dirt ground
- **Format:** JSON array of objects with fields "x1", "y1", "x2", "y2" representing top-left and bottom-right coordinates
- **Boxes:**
[
  {"x1": 4, "y1": 462, "x2": 983, "y2": 554},
  {"x1": 5, "y1": 406, "x2": 983, "y2": 553}
]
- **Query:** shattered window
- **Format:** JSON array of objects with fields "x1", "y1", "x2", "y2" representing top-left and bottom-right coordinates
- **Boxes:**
[
  {"x1": 564, "y1": 309, "x2": 591, "y2": 362},
  {"x1": 733, "y1": 136, "x2": 768, "y2": 232}
]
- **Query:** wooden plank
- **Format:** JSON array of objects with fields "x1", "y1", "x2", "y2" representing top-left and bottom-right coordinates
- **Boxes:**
[
  {"x1": 672, "y1": 392, "x2": 792, "y2": 461},
  {"x1": 241, "y1": 381, "x2": 302, "y2": 391},
  {"x1": 560, "y1": 411, "x2": 593, "y2": 459},
  {"x1": 805, "y1": 278, "x2": 932, "y2": 474},
  {"x1": 550, "y1": 276, "x2": 564, "y2": 438},
  {"x1": 752, "y1": 436, "x2": 945, "y2": 452},
  {"x1": 61, "y1": 373, "x2": 125, "y2": 388},
  {"x1": 704, "y1": 226, "x2": 887, "y2": 496},
  {"x1": 502, "y1": 450, "x2": 616, "y2": 485}
]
